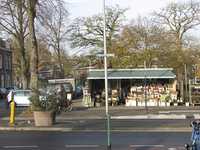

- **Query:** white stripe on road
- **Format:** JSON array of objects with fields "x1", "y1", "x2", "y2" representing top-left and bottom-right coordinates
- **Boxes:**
[
  {"x1": 65, "y1": 145, "x2": 99, "y2": 147},
  {"x1": 4, "y1": 146, "x2": 37, "y2": 148},
  {"x1": 130, "y1": 145, "x2": 164, "y2": 147},
  {"x1": 159, "y1": 110, "x2": 200, "y2": 113}
]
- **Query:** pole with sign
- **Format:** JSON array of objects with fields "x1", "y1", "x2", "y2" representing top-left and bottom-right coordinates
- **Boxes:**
[
  {"x1": 96, "y1": 53, "x2": 115, "y2": 115},
  {"x1": 103, "y1": 0, "x2": 110, "y2": 149}
]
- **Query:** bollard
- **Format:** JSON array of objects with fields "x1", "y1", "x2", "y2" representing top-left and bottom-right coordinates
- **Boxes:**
[
  {"x1": 108, "y1": 114, "x2": 111, "y2": 150},
  {"x1": 10, "y1": 101, "x2": 15, "y2": 124}
]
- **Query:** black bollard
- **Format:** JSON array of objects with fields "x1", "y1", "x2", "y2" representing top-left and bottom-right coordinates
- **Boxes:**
[{"x1": 108, "y1": 143, "x2": 111, "y2": 150}]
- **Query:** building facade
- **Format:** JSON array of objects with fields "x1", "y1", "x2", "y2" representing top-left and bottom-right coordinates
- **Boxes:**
[
  {"x1": 0, "y1": 37, "x2": 13, "y2": 88},
  {"x1": 38, "y1": 65, "x2": 63, "y2": 83}
]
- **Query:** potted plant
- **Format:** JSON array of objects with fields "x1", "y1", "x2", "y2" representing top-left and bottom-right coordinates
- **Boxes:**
[{"x1": 29, "y1": 83, "x2": 63, "y2": 126}]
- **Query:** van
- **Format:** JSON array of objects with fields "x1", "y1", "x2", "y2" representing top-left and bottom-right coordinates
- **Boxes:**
[{"x1": 46, "y1": 82, "x2": 73, "y2": 95}]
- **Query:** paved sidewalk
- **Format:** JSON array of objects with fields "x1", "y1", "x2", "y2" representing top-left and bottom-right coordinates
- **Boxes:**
[{"x1": 0, "y1": 96, "x2": 200, "y2": 131}]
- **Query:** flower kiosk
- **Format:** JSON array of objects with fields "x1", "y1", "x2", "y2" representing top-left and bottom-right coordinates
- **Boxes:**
[{"x1": 87, "y1": 68, "x2": 177, "y2": 107}]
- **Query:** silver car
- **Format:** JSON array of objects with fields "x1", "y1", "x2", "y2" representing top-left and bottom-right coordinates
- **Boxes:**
[{"x1": 6, "y1": 90, "x2": 30, "y2": 108}]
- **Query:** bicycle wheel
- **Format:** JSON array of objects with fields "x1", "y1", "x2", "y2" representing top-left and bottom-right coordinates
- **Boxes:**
[
  {"x1": 68, "y1": 103, "x2": 72, "y2": 111},
  {"x1": 62, "y1": 103, "x2": 68, "y2": 112}
]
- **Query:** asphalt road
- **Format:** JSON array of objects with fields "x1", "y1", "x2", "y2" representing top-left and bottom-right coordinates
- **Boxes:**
[{"x1": 0, "y1": 130, "x2": 192, "y2": 150}]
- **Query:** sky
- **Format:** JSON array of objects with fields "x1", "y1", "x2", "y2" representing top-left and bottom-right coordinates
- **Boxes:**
[
  {"x1": 66, "y1": 0, "x2": 198, "y2": 55},
  {"x1": 67, "y1": 0, "x2": 189, "y2": 19}
]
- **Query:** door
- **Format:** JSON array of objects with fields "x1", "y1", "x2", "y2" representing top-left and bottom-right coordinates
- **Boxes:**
[{"x1": 14, "y1": 91, "x2": 30, "y2": 106}]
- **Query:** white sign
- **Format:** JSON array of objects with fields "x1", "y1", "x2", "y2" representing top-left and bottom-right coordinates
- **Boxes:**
[{"x1": 96, "y1": 54, "x2": 115, "y2": 57}]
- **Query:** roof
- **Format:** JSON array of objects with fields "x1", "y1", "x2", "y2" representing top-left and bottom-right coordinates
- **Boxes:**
[
  {"x1": 39, "y1": 65, "x2": 59, "y2": 72},
  {"x1": 87, "y1": 68, "x2": 175, "y2": 79}
]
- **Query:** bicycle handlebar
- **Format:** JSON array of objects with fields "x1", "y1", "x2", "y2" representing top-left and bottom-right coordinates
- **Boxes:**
[
  {"x1": 190, "y1": 121, "x2": 200, "y2": 131},
  {"x1": 191, "y1": 121, "x2": 197, "y2": 127}
]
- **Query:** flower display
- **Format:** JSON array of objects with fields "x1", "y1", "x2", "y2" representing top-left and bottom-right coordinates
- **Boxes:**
[
  {"x1": 170, "y1": 91, "x2": 179, "y2": 93},
  {"x1": 95, "y1": 95, "x2": 100, "y2": 99}
]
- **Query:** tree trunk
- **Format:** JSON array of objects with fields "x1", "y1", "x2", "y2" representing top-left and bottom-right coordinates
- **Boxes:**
[
  {"x1": 176, "y1": 41, "x2": 183, "y2": 91},
  {"x1": 19, "y1": 43, "x2": 28, "y2": 89},
  {"x1": 18, "y1": 3, "x2": 28, "y2": 90},
  {"x1": 27, "y1": 0, "x2": 38, "y2": 111}
]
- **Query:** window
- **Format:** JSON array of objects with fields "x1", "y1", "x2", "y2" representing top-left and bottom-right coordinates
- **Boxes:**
[
  {"x1": 5, "y1": 55, "x2": 8, "y2": 69},
  {"x1": 1, "y1": 41, "x2": 5, "y2": 48},
  {"x1": 14, "y1": 91, "x2": 25, "y2": 96},
  {"x1": 25, "y1": 91, "x2": 30, "y2": 96},
  {"x1": 1, "y1": 74, "x2": 4, "y2": 87},
  {"x1": 8, "y1": 56, "x2": 11, "y2": 69},
  {"x1": 0, "y1": 54, "x2": 2, "y2": 68},
  {"x1": 7, "y1": 75, "x2": 11, "y2": 87}
]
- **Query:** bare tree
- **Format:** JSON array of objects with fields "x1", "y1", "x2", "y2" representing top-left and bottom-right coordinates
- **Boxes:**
[
  {"x1": 69, "y1": 5, "x2": 129, "y2": 54},
  {"x1": 16, "y1": 0, "x2": 38, "y2": 102},
  {"x1": 0, "y1": 0, "x2": 29, "y2": 89},
  {"x1": 38, "y1": 1, "x2": 69, "y2": 78},
  {"x1": 152, "y1": 0, "x2": 200, "y2": 90}
]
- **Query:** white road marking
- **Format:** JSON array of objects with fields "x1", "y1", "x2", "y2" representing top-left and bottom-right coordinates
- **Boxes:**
[
  {"x1": 65, "y1": 145, "x2": 99, "y2": 147},
  {"x1": 130, "y1": 145, "x2": 164, "y2": 147},
  {"x1": 58, "y1": 121, "x2": 77, "y2": 123},
  {"x1": 4, "y1": 146, "x2": 37, "y2": 148},
  {"x1": 159, "y1": 110, "x2": 200, "y2": 113},
  {"x1": 79, "y1": 120, "x2": 86, "y2": 123}
]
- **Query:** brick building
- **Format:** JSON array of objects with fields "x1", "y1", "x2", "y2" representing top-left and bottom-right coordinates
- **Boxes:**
[{"x1": 0, "y1": 37, "x2": 13, "y2": 87}]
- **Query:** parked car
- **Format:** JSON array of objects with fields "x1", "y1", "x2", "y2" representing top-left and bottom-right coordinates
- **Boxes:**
[
  {"x1": 6, "y1": 86, "x2": 19, "y2": 92},
  {"x1": 6, "y1": 90, "x2": 30, "y2": 108},
  {"x1": 0, "y1": 88, "x2": 9, "y2": 99},
  {"x1": 77, "y1": 86, "x2": 83, "y2": 95},
  {"x1": 77, "y1": 85, "x2": 83, "y2": 89}
]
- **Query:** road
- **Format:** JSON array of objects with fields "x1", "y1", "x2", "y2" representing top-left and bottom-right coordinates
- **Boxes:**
[
  {"x1": 0, "y1": 130, "x2": 192, "y2": 150},
  {"x1": 0, "y1": 98, "x2": 197, "y2": 150}
]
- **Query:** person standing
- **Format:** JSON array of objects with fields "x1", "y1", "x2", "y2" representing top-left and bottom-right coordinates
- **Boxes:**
[{"x1": 58, "y1": 84, "x2": 66, "y2": 108}]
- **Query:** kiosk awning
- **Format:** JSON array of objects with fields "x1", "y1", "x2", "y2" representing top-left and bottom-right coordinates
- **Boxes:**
[{"x1": 87, "y1": 69, "x2": 175, "y2": 79}]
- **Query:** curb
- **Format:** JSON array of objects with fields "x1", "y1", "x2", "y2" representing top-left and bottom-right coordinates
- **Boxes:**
[
  {"x1": 0, "y1": 114, "x2": 190, "y2": 120},
  {"x1": 0, "y1": 126, "x2": 192, "y2": 132}
]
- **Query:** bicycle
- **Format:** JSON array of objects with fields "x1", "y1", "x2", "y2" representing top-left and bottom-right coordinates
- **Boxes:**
[
  {"x1": 61, "y1": 99, "x2": 73, "y2": 112},
  {"x1": 185, "y1": 121, "x2": 200, "y2": 150}
]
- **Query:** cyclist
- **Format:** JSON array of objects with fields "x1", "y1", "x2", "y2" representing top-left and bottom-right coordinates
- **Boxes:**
[{"x1": 190, "y1": 120, "x2": 200, "y2": 150}]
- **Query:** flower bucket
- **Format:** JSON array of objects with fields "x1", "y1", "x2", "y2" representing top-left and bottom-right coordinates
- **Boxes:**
[
  {"x1": 126, "y1": 101, "x2": 131, "y2": 106},
  {"x1": 159, "y1": 102, "x2": 166, "y2": 106},
  {"x1": 174, "y1": 103, "x2": 178, "y2": 106},
  {"x1": 166, "y1": 102, "x2": 170, "y2": 106},
  {"x1": 186, "y1": 102, "x2": 190, "y2": 106},
  {"x1": 131, "y1": 100, "x2": 137, "y2": 106},
  {"x1": 95, "y1": 102, "x2": 101, "y2": 107}
]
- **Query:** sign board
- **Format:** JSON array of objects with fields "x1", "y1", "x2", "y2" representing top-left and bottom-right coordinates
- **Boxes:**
[{"x1": 96, "y1": 54, "x2": 115, "y2": 57}]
